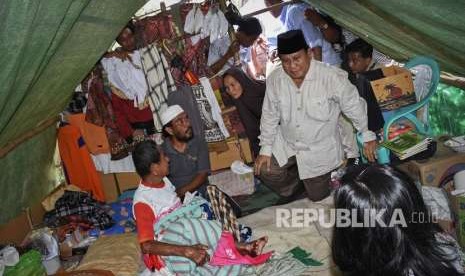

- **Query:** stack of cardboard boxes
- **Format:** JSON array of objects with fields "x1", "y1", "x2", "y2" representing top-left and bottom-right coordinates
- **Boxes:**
[{"x1": 397, "y1": 142, "x2": 465, "y2": 248}]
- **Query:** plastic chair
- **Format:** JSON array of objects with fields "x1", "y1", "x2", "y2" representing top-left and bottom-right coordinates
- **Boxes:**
[{"x1": 358, "y1": 56, "x2": 440, "y2": 164}]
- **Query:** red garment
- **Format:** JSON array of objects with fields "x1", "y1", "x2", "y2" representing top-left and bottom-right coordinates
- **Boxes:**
[
  {"x1": 83, "y1": 66, "x2": 131, "y2": 160},
  {"x1": 110, "y1": 93, "x2": 153, "y2": 139},
  {"x1": 57, "y1": 125, "x2": 105, "y2": 201},
  {"x1": 137, "y1": 14, "x2": 178, "y2": 46}
]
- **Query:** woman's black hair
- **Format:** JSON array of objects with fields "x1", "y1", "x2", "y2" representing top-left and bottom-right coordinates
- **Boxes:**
[
  {"x1": 333, "y1": 164, "x2": 463, "y2": 276},
  {"x1": 132, "y1": 140, "x2": 161, "y2": 178},
  {"x1": 236, "y1": 17, "x2": 262, "y2": 37}
]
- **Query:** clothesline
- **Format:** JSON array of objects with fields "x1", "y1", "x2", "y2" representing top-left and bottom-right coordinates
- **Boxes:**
[{"x1": 135, "y1": 0, "x2": 216, "y2": 20}]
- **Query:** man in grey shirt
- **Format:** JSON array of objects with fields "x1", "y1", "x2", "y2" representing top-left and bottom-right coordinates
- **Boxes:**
[{"x1": 161, "y1": 105, "x2": 210, "y2": 198}]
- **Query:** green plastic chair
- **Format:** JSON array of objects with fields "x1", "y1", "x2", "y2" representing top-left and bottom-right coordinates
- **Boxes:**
[{"x1": 358, "y1": 56, "x2": 440, "y2": 164}]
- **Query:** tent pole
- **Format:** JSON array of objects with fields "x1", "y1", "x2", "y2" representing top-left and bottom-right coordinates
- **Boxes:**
[{"x1": 243, "y1": 0, "x2": 299, "y2": 18}]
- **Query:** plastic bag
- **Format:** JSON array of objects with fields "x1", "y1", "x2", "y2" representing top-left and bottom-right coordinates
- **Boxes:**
[{"x1": 4, "y1": 250, "x2": 46, "y2": 276}]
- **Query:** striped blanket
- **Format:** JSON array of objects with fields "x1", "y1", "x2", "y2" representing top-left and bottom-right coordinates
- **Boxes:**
[{"x1": 154, "y1": 197, "x2": 256, "y2": 275}]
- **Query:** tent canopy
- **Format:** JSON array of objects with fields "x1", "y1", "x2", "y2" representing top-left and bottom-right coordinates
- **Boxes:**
[
  {"x1": 0, "y1": 0, "x2": 145, "y2": 224},
  {"x1": 0, "y1": 0, "x2": 464, "y2": 224},
  {"x1": 307, "y1": 0, "x2": 465, "y2": 76}
]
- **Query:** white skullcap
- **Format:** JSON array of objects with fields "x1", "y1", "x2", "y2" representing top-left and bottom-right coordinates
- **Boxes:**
[{"x1": 161, "y1": 105, "x2": 184, "y2": 126}]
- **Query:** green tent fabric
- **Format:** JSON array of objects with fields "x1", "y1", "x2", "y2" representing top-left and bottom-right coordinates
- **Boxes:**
[
  {"x1": 306, "y1": 0, "x2": 465, "y2": 76},
  {"x1": 0, "y1": 126, "x2": 57, "y2": 225},
  {"x1": 430, "y1": 83, "x2": 465, "y2": 136},
  {"x1": 0, "y1": 0, "x2": 145, "y2": 149},
  {"x1": 0, "y1": 0, "x2": 145, "y2": 223}
]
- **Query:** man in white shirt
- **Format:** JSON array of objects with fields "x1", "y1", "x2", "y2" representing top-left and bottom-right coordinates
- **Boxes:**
[
  {"x1": 264, "y1": 0, "x2": 341, "y2": 66},
  {"x1": 254, "y1": 30, "x2": 377, "y2": 202}
]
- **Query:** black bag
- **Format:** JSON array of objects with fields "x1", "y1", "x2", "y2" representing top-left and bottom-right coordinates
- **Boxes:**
[{"x1": 224, "y1": 2, "x2": 242, "y2": 25}]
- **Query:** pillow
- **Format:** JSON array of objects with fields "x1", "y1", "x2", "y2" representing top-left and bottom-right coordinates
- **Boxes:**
[{"x1": 75, "y1": 233, "x2": 142, "y2": 276}]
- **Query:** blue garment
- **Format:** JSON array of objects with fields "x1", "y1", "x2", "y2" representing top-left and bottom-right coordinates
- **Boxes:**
[
  {"x1": 281, "y1": 3, "x2": 341, "y2": 66},
  {"x1": 279, "y1": 5, "x2": 288, "y2": 25}
]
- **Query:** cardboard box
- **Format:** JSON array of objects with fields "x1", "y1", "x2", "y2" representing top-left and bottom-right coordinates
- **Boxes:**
[
  {"x1": 397, "y1": 142, "x2": 465, "y2": 187},
  {"x1": 99, "y1": 172, "x2": 119, "y2": 203},
  {"x1": 209, "y1": 138, "x2": 253, "y2": 171},
  {"x1": 208, "y1": 169, "x2": 255, "y2": 196},
  {"x1": 115, "y1": 172, "x2": 140, "y2": 192},
  {"x1": 370, "y1": 66, "x2": 415, "y2": 111},
  {"x1": 448, "y1": 193, "x2": 465, "y2": 249},
  {"x1": 99, "y1": 172, "x2": 140, "y2": 202}
]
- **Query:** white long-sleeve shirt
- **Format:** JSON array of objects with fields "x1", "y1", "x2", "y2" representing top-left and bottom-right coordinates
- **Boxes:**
[
  {"x1": 101, "y1": 50, "x2": 148, "y2": 106},
  {"x1": 259, "y1": 61, "x2": 375, "y2": 179}
]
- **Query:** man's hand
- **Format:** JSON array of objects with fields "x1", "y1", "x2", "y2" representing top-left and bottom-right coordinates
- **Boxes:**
[
  {"x1": 184, "y1": 244, "x2": 209, "y2": 266},
  {"x1": 176, "y1": 187, "x2": 187, "y2": 199},
  {"x1": 254, "y1": 155, "x2": 271, "y2": 175},
  {"x1": 363, "y1": 140, "x2": 378, "y2": 163},
  {"x1": 269, "y1": 49, "x2": 278, "y2": 62},
  {"x1": 132, "y1": 129, "x2": 145, "y2": 138},
  {"x1": 226, "y1": 40, "x2": 241, "y2": 58}
]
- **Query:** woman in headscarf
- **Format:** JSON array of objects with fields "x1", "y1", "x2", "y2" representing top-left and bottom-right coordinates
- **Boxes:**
[{"x1": 222, "y1": 67, "x2": 266, "y2": 158}]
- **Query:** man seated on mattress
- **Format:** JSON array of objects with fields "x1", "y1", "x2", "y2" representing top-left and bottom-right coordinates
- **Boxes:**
[
  {"x1": 132, "y1": 140, "x2": 270, "y2": 274},
  {"x1": 161, "y1": 105, "x2": 210, "y2": 198}
]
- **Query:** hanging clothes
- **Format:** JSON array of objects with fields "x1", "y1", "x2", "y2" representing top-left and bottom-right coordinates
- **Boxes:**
[
  {"x1": 139, "y1": 43, "x2": 177, "y2": 133},
  {"x1": 100, "y1": 50, "x2": 148, "y2": 106},
  {"x1": 110, "y1": 92, "x2": 155, "y2": 143},
  {"x1": 57, "y1": 124, "x2": 105, "y2": 201},
  {"x1": 91, "y1": 154, "x2": 135, "y2": 174},
  {"x1": 199, "y1": 77, "x2": 230, "y2": 140},
  {"x1": 191, "y1": 84, "x2": 225, "y2": 142},
  {"x1": 84, "y1": 67, "x2": 131, "y2": 160},
  {"x1": 246, "y1": 35, "x2": 269, "y2": 80},
  {"x1": 137, "y1": 13, "x2": 180, "y2": 47},
  {"x1": 67, "y1": 113, "x2": 110, "y2": 155}
]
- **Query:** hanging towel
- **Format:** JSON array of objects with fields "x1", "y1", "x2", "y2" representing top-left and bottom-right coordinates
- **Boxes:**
[
  {"x1": 191, "y1": 84, "x2": 225, "y2": 142},
  {"x1": 140, "y1": 44, "x2": 177, "y2": 133},
  {"x1": 184, "y1": 6, "x2": 196, "y2": 34},
  {"x1": 193, "y1": 5, "x2": 204, "y2": 34},
  {"x1": 57, "y1": 125, "x2": 105, "y2": 201},
  {"x1": 199, "y1": 77, "x2": 230, "y2": 138}
]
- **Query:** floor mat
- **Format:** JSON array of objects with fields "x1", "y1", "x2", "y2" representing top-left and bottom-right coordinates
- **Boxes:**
[{"x1": 239, "y1": 197, "x2": 342, "y2": 276}]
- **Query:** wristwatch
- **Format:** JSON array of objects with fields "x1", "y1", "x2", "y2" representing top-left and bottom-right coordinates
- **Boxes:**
[{"x1": 319, "y1": 23, "x2": 329, "y2": 30}]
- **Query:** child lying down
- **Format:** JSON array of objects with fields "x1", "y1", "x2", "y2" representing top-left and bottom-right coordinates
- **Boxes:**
[{"x1": 132, "y1": 141, "x2": 271, "y2": 275}]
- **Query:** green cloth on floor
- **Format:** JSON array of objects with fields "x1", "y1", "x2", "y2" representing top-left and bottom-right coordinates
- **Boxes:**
[
  {"x1": 288, "y1": 247, "x2": 324, "y2": 267},
  {"x1": 233, "y1": 183, "x2": 280, "y2": 217}
]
